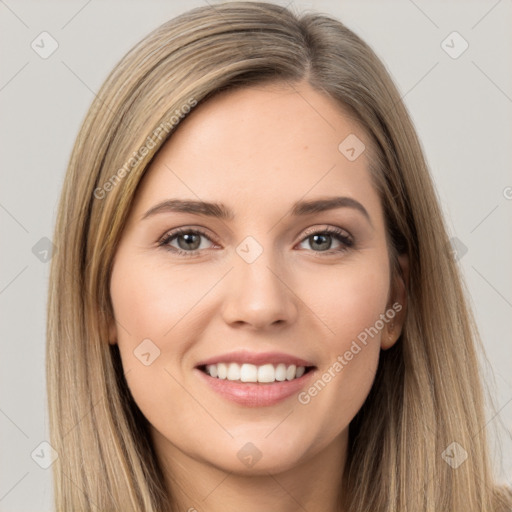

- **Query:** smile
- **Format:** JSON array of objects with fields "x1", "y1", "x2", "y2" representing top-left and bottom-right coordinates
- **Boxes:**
[{"x1": 200, "y1": 362, "x2": 312, "y2": 383}]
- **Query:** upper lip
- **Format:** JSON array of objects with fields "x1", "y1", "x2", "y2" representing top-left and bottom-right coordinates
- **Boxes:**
[{"x1": 196, "y1": 350, "x2": 315, "y2": 368}]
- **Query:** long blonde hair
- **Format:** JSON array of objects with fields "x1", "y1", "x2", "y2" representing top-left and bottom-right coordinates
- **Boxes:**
[{"x1": 46, "y1": 2, "x2": 511, "y2": 510}]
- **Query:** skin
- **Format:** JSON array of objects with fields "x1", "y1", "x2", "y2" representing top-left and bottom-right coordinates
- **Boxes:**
[{"x1": 109, "y1": 80, "x2": 407, "y2": 512}]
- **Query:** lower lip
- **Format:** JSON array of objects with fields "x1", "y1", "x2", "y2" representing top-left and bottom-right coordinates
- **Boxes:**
[{"x1": 195, "y1": 368, "x2": 316, "y2": 407}]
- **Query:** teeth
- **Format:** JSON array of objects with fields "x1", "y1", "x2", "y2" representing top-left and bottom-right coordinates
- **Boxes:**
[
  {"x1": 217, "y1": 363, "x2": 227, "y2": 379},
  {"x1": 204, "y1": 362, "x2": 307, "y2": 383},
  {"x1": 240, "y1": 363, "x2": 257, "y2": 382},
  {"x1": 227, "y1": 362, "x2": 240, "y2": 381}
]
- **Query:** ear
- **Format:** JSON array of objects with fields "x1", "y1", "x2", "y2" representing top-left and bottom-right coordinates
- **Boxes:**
[
  {"x1": 108, "y1": 315, "x2": 118, "y2": 345},
  {"x1": 381, "y1": 252, "x2": 408, "y2": 350}
]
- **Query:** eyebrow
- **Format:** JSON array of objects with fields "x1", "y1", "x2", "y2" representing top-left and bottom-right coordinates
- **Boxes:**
[{"x1": 141, "y1": 196, "x2": 372, "y2": 225}]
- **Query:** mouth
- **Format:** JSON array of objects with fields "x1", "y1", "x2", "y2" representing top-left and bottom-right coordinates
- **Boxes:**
[
  {"x1": 197, "y1": 362, "x2": 316, "y2": 383},
  {"x1": 194, "y1": 351, "x2": 317, "y2": 407}
]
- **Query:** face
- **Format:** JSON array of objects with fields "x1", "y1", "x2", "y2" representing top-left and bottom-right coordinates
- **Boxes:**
[{"x1": 109, "y1": 81, "x2": 405, "y2": 477}]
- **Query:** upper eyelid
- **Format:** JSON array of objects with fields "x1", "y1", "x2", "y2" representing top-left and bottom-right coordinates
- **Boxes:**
[{"x1": 301, "y1": 225, "x2": 351, "y2": 239}]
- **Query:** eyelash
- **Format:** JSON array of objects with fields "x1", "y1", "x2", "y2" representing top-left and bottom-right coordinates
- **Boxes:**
[{"x1": 157, "y1": 226, "x2": 354, "y2": 258}]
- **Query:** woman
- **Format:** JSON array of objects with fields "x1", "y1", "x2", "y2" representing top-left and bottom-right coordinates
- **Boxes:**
[{"x1": 46, "y1": 2, "x2": 512, "y2": 511}]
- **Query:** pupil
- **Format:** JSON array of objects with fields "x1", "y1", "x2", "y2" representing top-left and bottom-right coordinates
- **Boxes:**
[
  {"x1": 179, "y1": 233, "x2": 200, "y2": 250},
  {"x1": 311, "y1": 234, "x2": 331, "y2": 251}
]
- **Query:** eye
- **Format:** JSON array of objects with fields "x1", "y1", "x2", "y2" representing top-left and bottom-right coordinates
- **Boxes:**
[
  {"x1": 158, "y1": 225, "x2": 354, "y2": 257},
  {"x1": 297, "y1": 226, "x2": 354, "y2": 254},
  {"x1": 158, "y1": 228, "x2": 216, "y2": 257}
]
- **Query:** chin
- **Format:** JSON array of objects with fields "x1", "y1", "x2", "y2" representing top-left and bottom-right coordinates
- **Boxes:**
[{"x1": 212, "y1": 447, "x2": 308, "y2": 476}]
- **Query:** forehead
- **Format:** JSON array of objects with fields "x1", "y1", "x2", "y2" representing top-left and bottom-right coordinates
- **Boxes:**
[{"x1": 128, "y1": 81, "x2": 382, "y2": 226}]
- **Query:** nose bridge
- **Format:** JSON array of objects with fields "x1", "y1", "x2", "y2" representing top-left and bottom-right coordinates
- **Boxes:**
[{"x1": 221, "y1": 234, "x2": 298, "y2": 328}]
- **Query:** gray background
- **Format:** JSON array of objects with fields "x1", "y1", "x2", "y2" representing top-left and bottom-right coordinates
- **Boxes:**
[{"x1": 1, "y1": 0, "x2": 511, "y2": 510}]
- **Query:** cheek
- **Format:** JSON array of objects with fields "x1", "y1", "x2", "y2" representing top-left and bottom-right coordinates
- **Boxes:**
[
  {"x1": 109, "y1": 255, "x2": 217, "y2": 429},
  {"x1": 295, "y1": 255, "x2": 389, "y2": 429},
  {"x1": 304, "y1": 254, "x2": 390, "y2": 353},
  {"x1": 110, "y1": 256, "x2": 191, "y2": 337},
  {"x1": 331, "y1": 268, "x2": 389, "y2": 348}
]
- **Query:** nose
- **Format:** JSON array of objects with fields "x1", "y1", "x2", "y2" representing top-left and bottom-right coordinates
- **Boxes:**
[{"x1": 221, "y1": 251, "x2": 299, "y2": 331}]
